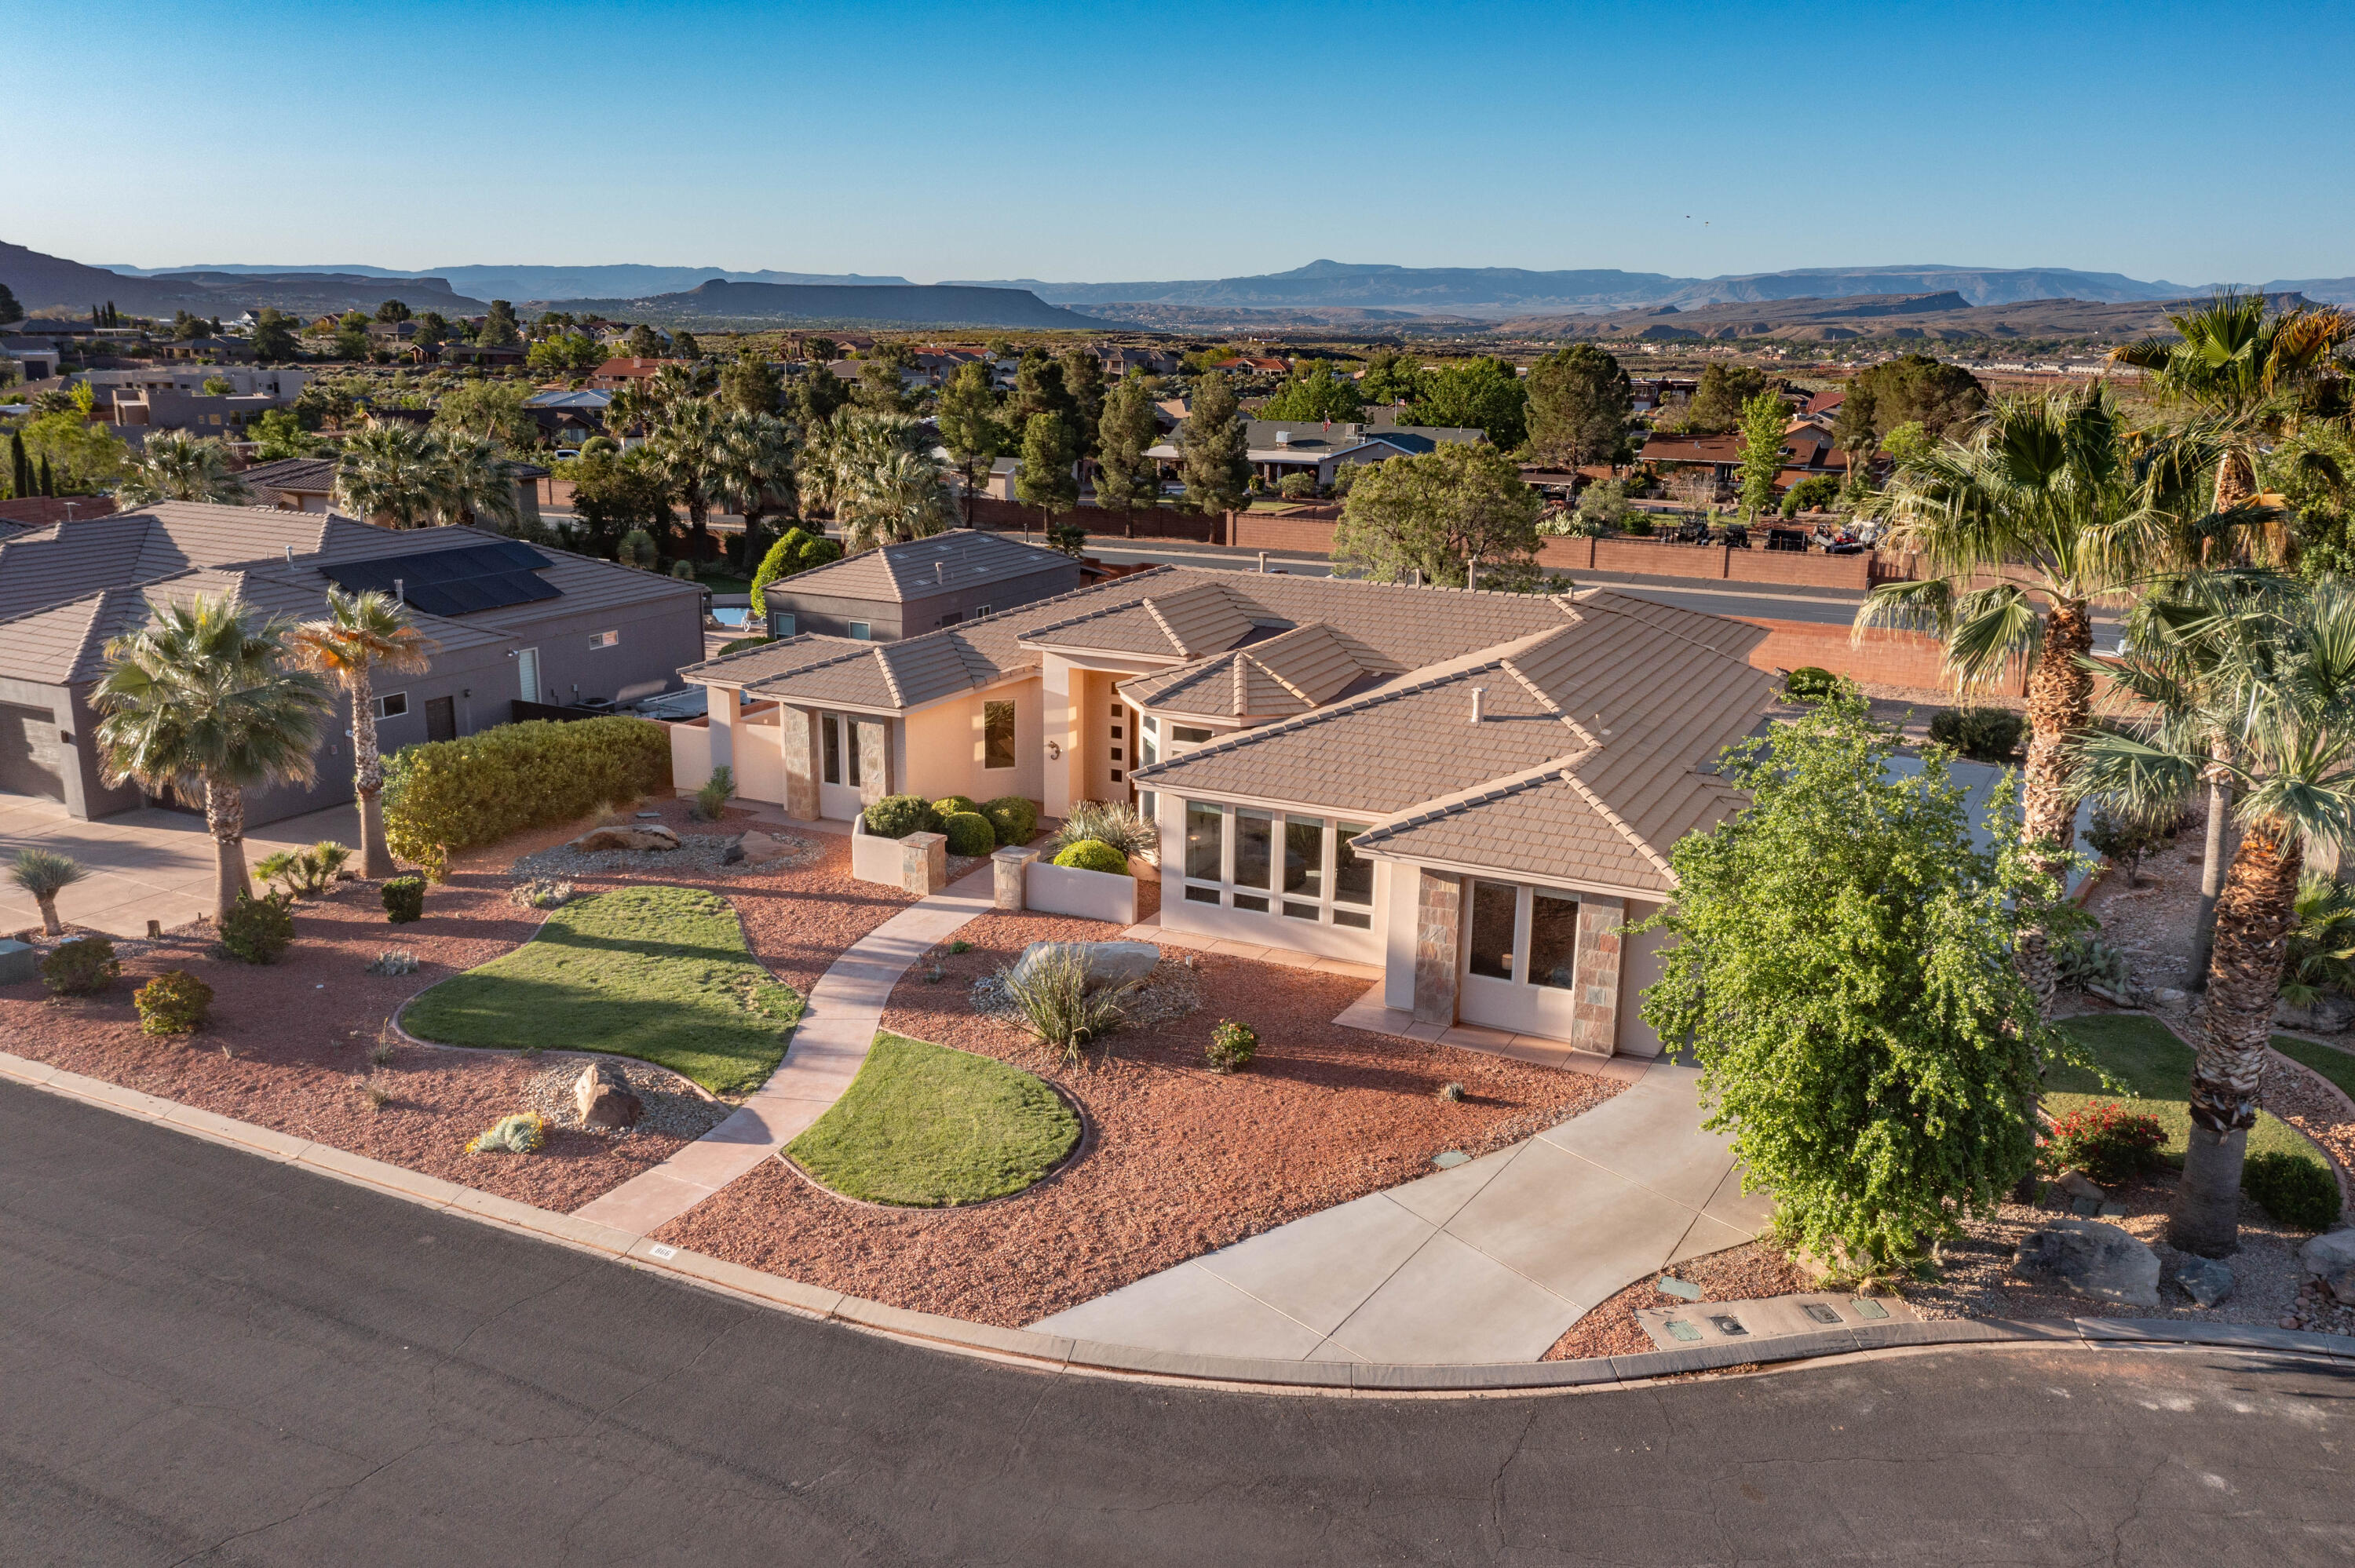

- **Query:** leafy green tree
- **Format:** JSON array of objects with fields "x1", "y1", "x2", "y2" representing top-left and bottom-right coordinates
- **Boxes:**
[
  {"x1": 431, "y1": 378, "x2": 538, "y2": 449},
  {"x1": 1639, "y1": 700, "x2": 2070, "y2": 1274},
  {"x1": 115, "y1": 432, "x2": 249, "y2": 505},
  {"x1": 853, "y1": 345, "x2": 916, "y2": 414},
  {"x1": 1016, "y1": 410, "x2": 1079, "y2": 532},
  {"x1": 374, "y1": 299, "x2": 413, "y2": 323},
  {"x1": 1258, "y1": 361, "x2": 1364, "y2": 424},
  {"x1": 284, "y1": 587, "x2": 433, "y2": 879},
  {"x1": 671, "y1": 329, "x2": 702, "y2": 362},
  {"x1": 1406, "y1": 356, "x2": 1528, "y2": 448},
  {"x1": 172, "y1": 309, "x2": 206, "y2": 341},
  {"x1": 1524, "y1": 345, "x2": 1631, "y2": 469},
  {"x1": 1059, "y1": 348, "x2": 1106, "y2": 458},
  {"x1": 246, "y1": 408, "x2": 319, "y2": 460},
  {"x1": 91, "y1": 596, "x2": 334, "y2": 921},
  {"x1": 790, "y1": 362, "x2": 849, "y2": 428},
  {"x1": 1094, "y1": 371, "x2": 1163, "y2": 515},
  {"x1": 1358, "y1": 348, "x2": 1423, "y2": 410},
  {"x1": 625, "y1": 324, "x2": 662, "y2": 359},
  {"x1": 1178, "y1": 370, "x2": 1249, "y2": 516},
  {"x1": 750, "y1": 526, "x2": 832, "y2": 618},
  {"x1": 16, "y1": 410, "x2": 126, "y2": 492},
  {"x1": 475, "y1": 300, "x2": 522, "y2": 350},
  {"x1": 720, "y1": 351, "x2": 783, "y2": 417},
  {"x1": 1781, "y1": 473, "x2": 1842, "y2": 516},
  {"x1": 1734, "y1": 390, "x2": 1789, "y2": 521},
  {"x1": 332, "y1": 313, "x2": 371, "y2": 361},
  {"x1": 1332, "y1": 442, "x2": 1542, "y2": 586},
  {"x1": 1684, "y1": 363, "x2": 1772, "y2": 434},
  {"x1": 250, "y1": 308, "x2": 298, "y2": 364},
  {"x1": 411, "y1": 312, "x2": 448, "y2": 353},
  {"x1": 1840, "y1": 354, "x2": 1988, "y2": 441},
  {"x1": 565, "y1": 448, "x2": 674, "y2": 558},
  {"x1": 801, "y1": 336, "x2": 839, "y2": 365},
  {"x1": 934, "y1": 361, "x2": 1005, "y2": 523}
]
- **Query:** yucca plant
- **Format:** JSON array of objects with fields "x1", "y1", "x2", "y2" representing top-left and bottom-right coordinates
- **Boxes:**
[
  {"x1": 9, "y1": 848, "x2": 85, "y2": 935},
  {"x1": 996, "y1": 946, "x2": 1137, "y2": 1068},
  {"x1": 1043, "y1": 799, "x2": 1156, "y2": 863},
  {"x1": 255, "y1": 841, "x2": 352, "y2": 896}
]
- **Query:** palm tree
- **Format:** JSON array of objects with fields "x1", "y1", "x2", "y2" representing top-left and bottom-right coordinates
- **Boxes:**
[
  {"x1": 644, "y1": 396, "x2": 725, "y2": 559},
  {"x1": 429, "y1": 432, "x2": 522, "y2": 533},
  {"x1": 1853, "y1": 385, "x2": 2198, "y2": 1002},
  {"x1": 9, "y1": 848, "x2": 85, "y2": 935},
  {"x1": 284, "y1": 587, "x2": 435, "y2": 880},
  {"x1": 604, "y1": 381, "x2": 659, "y2": 446},
  {"x1": 838, "y1": 443, "x2": 951, "y2": 552},
  {"x1": 115, "y1": 432, "x2": 250, "y2": 505},
  {"x1": 91, "y1": 595, "x2": 334, "y2": 921},
  {"x1": 2070, "y1": 574, "x2": 2355, "y2": 1256},
  {"x1": 2112, "y1": 290, "x2": 2352, "y2": 516},
  {"x1": 648, "y1": 360, "x2": 717, "y2": 414},
  {"x1": 714, "y1": 409, "x2": 798, "y2": 534},
  {"x1": 334, "y1": 425, "x2": 448, "y2": 529}
]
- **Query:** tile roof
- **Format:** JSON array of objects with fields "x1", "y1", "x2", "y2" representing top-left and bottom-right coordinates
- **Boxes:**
[
  {"x1": 769, "y1": 529, "x2": 1077, "y2": 604},
  {"x1": 237, "y1": 456, "x2": 338, "y2": 494},
  {"x1": 1115, "y1": 620, "x2": 1393, "y2": 721}
]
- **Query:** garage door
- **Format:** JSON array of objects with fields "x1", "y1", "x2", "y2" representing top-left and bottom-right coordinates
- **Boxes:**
[{"x1": 0, "y1": 702, "x2": 66, "y2": 801}]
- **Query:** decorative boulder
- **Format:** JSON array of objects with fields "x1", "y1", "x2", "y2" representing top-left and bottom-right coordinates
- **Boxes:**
[
  {"x1": 2324, "y1": 1269, "x2": 2355, "y2": 1307},
  {"x1": 573, "y1": 1059, "x2": 642, "y2": 1130},
  {"x1": 736, "y1": 830, "x2": 794, "y2": 866},
  {"x1": 2009, "y1": 1219, "x2": 2160, "y2": 1307},
  {"x1": 568, "y1": 824, "x2": 681, "y2": 854},
  {"x1": 2172, "y1": 1256, "x2": 2234, "y2": 1308},
  {"x1": 2299, "y1": 1228, "x2": 2355, "y2": 1278},
  {"x1": 1010, "y1": 939, "x2": 1159, "y2": 993}
]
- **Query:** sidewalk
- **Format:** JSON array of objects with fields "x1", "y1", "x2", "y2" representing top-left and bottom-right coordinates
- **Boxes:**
[
  {"x1": 572, "y1": 858, "x2": 999, "y2": 1235},
  {"x1": 1031, "y1": 1062, "x2": 1772, "y2": 1364}
]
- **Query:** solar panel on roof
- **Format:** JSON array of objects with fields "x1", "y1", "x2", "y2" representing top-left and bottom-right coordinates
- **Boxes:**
[{"x1": 319, "y1": 541, "x2": 559, "y2": 618}]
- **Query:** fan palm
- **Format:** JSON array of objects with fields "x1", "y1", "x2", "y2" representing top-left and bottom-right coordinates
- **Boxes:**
[
  {"x1": 429, "y1": 432, "x2": 522, "y2": 533},
  {"x1": 1853, "y1": 385, "x2": 2199, "y2": 1001},
  {"x1": 648, "y1": 361, "x2": 717, "y2": 413},
  {"x1": 827, "y1": 414, "x2": 951, "y2": 552},
  {"x1": 604, "y1": 381, "x2": 659, "y2": 444},
  {"x1": 334, "y1": 425, "x2": 449, "y2": 529},
  {"x1": 115, "y1": 432, "x2": 250, "y2": 505},
  {"x1": 2070, "y1": 573, "x2": 2355, "y2": 1254},
  {"x1": 714, "y1": 409, "x2": 799, "y2": 533},
  {"x1": 643, "y1": 396, "x2": 725, "y2": 558},
  {"x1": 284, "y1": 586, "x2": 435, "y2": 879},
  {"x1": 91, "y1": 595, "x2": 334, "y2": 921}
]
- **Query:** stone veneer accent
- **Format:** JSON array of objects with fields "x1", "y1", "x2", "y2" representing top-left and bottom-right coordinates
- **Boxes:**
[
  {"x1": 856, "y1": 720, "x2": 891, "y2": 806},
  {"x1": 1568, "y1": 895, "x2": 1625, "y2": 1057},
  {"x1": 899, "y1": 831, "x2": 947, "y2": 895},
  {"x1": 779, "y1": 706, "x2": 821, "y2": 822},
  {"x1": 1411, "y1": 869, "x2": 1462, "y2": 1026},
  {"x1": 992, "y1": 845, "x2": 1039, "y2": 910}
]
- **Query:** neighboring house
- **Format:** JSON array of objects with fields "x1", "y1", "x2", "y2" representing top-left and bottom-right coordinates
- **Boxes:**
[
  {"x1": 2, "y1": 338, "x2": 61, "y2": 381},
  {"x1": 760, "y1": 529, "x2": 1083, "y2": 641},
  {"x1": 1802, "y1": 388, "x2": 1846, "y2": 418},
  {"x1": 240, "y1": 454, "x2": 549, "y2": 531},
  {"x1": 1638, "y1": 421, "x2": 1850, "y2": 495},
  {"x1": 1213, "y1": 356, "x2": 1289, "y2": 374},
  {"x1": 590, "y1": 357, "x2": 671, "y2": 388},
  {"x1": 521, "y1": 388, "x2": 612, "y2": 447},
  {"x1": 440, "y1": 342, "x2": 527, "y2": 368},
  {"x1": 0, "y1": 502, "x2": 703, "y2": 823},
  {"x1": 77, "y1": 366, "x2": 309, "y2": 436},
  {"x1": 1145, "y1": 418, "x2": 1486, "y2": 488},
  {"x1": 367, "y1": 320, "x2": 420, "y2": 345},
  {"x1": 669, "y1": 568, "x2": 1772, "y2": 1059},
  {"x1": 153, "y1": 337, "x2": 257, "y2": 363}
]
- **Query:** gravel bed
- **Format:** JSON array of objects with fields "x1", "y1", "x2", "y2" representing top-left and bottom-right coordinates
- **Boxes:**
[
  {"x1": 1543, "y1": 1241, "x2": 1809, "y2": 1361},
  {"x1": 518, "y1": 1056, "x2": 732, "y2": 1140},
  {"x1": 965, "y1": 956, "x2": 1206, "y2": 1032},
  {"x1": 651, "y1": 906, "x2": 1627, "y2": 1329},
  {"x1": 506, "y1": 826, "x2": 822, "y2": 881}
]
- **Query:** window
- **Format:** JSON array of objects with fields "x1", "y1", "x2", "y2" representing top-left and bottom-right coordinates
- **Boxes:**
[
  {"x1": 1171, "y1": 724, "x2": 1213, "y2": 744},
  {"x1": 848, "y1": 621, "x2": 871, "y2": 640},
  {"x1": 589, "y1": 629, "x2": 619, "y2": 649},
  {"x1": 1468, "y1": 881, "x2": 1518, "y2": 981},
  {"x1": 983, "y1": 700, "x2": 1015, "y2": 769},
  {"x1": 1177, "y1": 802, "x2": 1380, "y2": 932},
  {"x1": 771, "y1": 611, "x2": 797, "y2": 637},
  {"x1": 1234, "y1": 810, "x2": 1273, "y2": 893},
  {"x1": 822, "y1": 713, "x2": 842, "y2": 786},
  {"x1": 1528, "y1": 892, "x2": 1580, "y2": 991},
  {"x1": 937, "y1": 611, "x2": 963, "y2": 628},
  {"x1": 371, "y1": 691, "x2": 409, "y2": 720},
  {"x1": 1140, "y1": 715, "x2": 1159, "y2": 768},
  {"x1": 975, "y1": 603, "x2": 991, "y2": 617},
  {"x1": 1138, "y1": 789, "x2": 1156, "y2": 822},
  {"x1": 1333, "y1": 822, "x2": 1374, "y2": 928},
  {"x1": 1185, "y1": 800, "x2": 1225, "y2": 882}
]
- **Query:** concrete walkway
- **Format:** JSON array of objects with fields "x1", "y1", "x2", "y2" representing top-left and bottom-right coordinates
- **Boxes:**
[
  {"x1": 1031, "y1": 1061, "x2": 1773, "y2": 1364},
  {"x1": 572, "y1": 861, "x2": 999, "y2": 1235}
]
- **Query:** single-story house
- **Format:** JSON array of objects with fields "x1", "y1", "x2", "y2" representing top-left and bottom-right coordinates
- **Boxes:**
[
  {"x1": 522, "y1": 387, "x2": 612, "y2": 447},
  {"x1": 3, "y1": 337, "x2": 63, "y2": 381},
  {"x1": 590, "y1": 357, "x2": 672, "y2": 389},
  {"x1": 1145, "y1": 418, "x2": 1487, "y2": 488},
  {"x1": 0, "y1": 502, "x2": 703, "y2": 825},
  {"x1": 1637, "y1": 420, "x2": 1851, "y2": 495},
  {"x1": 668, "y1": 567, "x2": 1773, "y2": 1058},
  {"x1": 761, "y1": 529, "x2": 1083, "y2": 640}
]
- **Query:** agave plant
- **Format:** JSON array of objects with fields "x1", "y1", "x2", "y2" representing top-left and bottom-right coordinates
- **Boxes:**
[{"x1": 9, "y1": 848, "x2": 85, "y2": 935}]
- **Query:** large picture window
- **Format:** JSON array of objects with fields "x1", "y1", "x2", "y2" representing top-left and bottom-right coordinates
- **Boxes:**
[
  {"x1": 1185, "y1": 800, "x2": 1224, "y2": 883},
  {"x1": 983, "y1": 700, "x2": 1015, "y2": 769},
  {"x1": 1178, "y1": 800, "x2": 1380, "y2": 932},
  {"x1": 1468, "y1": 881, "x2": 1518, "y2": 980},
  {"x1": 1528, "y1": 892, "x2": 1581, "y2": 990}
]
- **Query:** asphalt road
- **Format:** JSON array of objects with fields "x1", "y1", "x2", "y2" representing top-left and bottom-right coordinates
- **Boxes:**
[{"x1": 7, "y1": 1080, "x2": 2352, "y2": 1567}]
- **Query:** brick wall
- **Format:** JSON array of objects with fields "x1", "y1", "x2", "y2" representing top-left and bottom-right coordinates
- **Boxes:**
[
  {"x1": 963, "y1": 495, "x2": 1221, "y2": 543},
  {"x1": 0, "y1": 496, "x2": 117, "y2": 527},
  {"x1": 1732, "y1": 616, "x2": 2030, "y2": 697}
]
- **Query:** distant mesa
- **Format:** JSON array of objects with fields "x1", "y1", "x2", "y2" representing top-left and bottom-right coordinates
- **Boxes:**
[{"x1": 542, "y1": 278, "x2": 1108, "y2": 329}]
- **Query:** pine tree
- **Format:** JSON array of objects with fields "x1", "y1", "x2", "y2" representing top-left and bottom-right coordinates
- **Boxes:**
[
  {"x1": 1058, "y1": 348, "x2": 1105, "y2": 459},
  {"x1": 1015, "y1": 411, "x2": 1079, "y2": 535},
  {"x1": 934, "y1": 362, "x2": 1005, "y2": 524},
  {"x1": 1094, "y1": 372, "x2": 1162, "y2": 514},
  {"x1": 1179, "y1": 372, "x2": 1250, "y2": 516}
]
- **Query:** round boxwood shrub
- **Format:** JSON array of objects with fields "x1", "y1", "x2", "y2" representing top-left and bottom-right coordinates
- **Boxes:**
[
  {"x1": 982, "y1": 795, "x2": 1040, "y2": 846},
  {"x1": 933, "y1": 794, "x2": 982, "y2": 819},
  {"x1": 1206, "y1": 1019, "x2": 1258, "y2": 1074},
  {"x1": 218, "y1": 889, "x2": 295, "y2": 965},
  {"x1": 1784, "y1": 665, "x2": 1857, "y2": 703},
  {"x1": 1928, "y1": 706, "x2": 2028, "y2": 764},
  {"x1": 862, "y1": 793, "x2": 941, "y2": 840},
  {"x1": 2242, "y1": 1150, "x2": 2342, "y2": 1232},
  {"x1": 41, "y1": 935, "x2": 120, "y2": 995},
  {"x1": 135, "y1": 969, "x2": 214, "y2": 1034},
  {"x1": 382, "y1": 875, "x2": 426, "y2": 924},
  {"x1": 1051, "y1": 838, "x2": 1130, "y2": 875},
  {"x1": 940, "y1": 811, "x2": 997, "y2": 857}
]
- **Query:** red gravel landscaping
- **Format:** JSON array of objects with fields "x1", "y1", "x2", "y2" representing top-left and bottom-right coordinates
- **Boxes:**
[
  {"x1": 1, "y1": 796, "x2": 915, "y2": 1211},
  {"x1": 649, "y1": 906, "x2": 1627, "y2": 1328},
  {"x1": 1542, "y1": 1241, "x2": 1809, "y2": 1361}
]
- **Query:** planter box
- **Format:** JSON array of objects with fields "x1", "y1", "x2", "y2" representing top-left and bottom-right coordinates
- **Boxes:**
[
  {"x1": 851, "y1": 819, "x2": 947, "y2": 894},
  {"x1": 1024, "y1": 859, "x2": 1137, "y2": 925}
]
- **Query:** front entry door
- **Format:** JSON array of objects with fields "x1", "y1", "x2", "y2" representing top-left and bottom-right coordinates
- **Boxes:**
[{"x1": 818, "y1": 712, "x2": 864, "y2": 820}]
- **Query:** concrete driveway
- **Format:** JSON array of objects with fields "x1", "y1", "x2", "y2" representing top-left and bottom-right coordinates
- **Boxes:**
[
  {"x1": 0, "y1": 789, "x2": 363, "y2": 938},
  {"x1": 1033, "y1": 1061, "x2": 1774, "y2": 1363}
]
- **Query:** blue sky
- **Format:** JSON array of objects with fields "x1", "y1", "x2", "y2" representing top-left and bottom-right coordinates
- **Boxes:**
[{"x1": 13, "y1": 0, "x2": 2350, "y2": 284}]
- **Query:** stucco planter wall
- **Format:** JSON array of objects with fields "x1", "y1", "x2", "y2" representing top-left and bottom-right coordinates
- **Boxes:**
[
  {"x1": 851, "y1": 818, "x2": 947, "y2": 894},
  {"x1": 1024, "y1": 860, "x2": 1137, "y2": 925}
]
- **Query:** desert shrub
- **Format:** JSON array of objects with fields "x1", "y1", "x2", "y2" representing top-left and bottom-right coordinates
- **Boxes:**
[
  {"x1": 218, "y1": 888, "x2": 296, "y2": 964},
  {"x1": 1205, "y1": 1019, "x2": 1258, "y2": 1074},
  {"x1": 134, "y1": 969, "x2": 214, "y2": 1034},
  {"x1": 982, "y1": 795, "x2": 1039, "y2": 846},
  {"x1": 506, "y1": 878, "x2": 574, "y2": 910},
  {"x1": 1276, "y1": 472, "x2": 1316, "y2": 499},
  {"x1": 382, "y1": 874, "x2": 425, "y2": 923},
  {"x1": 861, "y1": 793, "x2": 940, "y2": 840},
  {"x1": 255, "y1": 840, "x2": 351, "y2": 897},
  {"x1": 2054, "y1": 932, "x2": 2134, "y2": 994},
  {"x1": 382, "y1": 715, "x2": 673, "y2": 880},
  {"x1": 42, "y1": 935, "x2": 120, "y2": 995},
  {"x1": 696, "y1": 763, "x2": 735, "y2": 822},
  {"x1": 366, "y1": 950, "x2": 420, "y2": 975},
  {"x1": 1784, "y1": 665, "x2": 1857, "y2": 703},
  {"x1": 1439, "y1": 1081, "x2": 1466, "y2": 1102},
  {"x1": 1927, "y1": 706, "x2": 2028, "y2": 764},
  {"x1": 2241, "y1": 1150, "x2": 2342, "y2": 1231},
  {"x1": 1052, "y1": 838, "x2": 1130, "y2": 875},
  {"x1": 933, "y1": 794, "x2": 981, "y2": 818},
  {"x1": 466, "y1": 1113, "x2": 548, "y2": 1155},
  {"x1": 1044, "y1": 799, "x2": 1156, "y2": 862},
  {"x1": 997, "y1": 945, "x2": 1135, "y2": 1067},
  {"x1": 2043, "y1": 1102, "x2": 2168, "y2": 1185},
  {"x1": 2085, "y1": 803, "x2": 2172, "y2": 885},
  {"x1": 941, "y1": 811, "x2": 997, "y2": 857}
]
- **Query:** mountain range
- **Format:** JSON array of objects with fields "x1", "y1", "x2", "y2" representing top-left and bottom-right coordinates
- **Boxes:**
[{"x1": 95, "y1": 262, "x2": 917, "y2": 300}]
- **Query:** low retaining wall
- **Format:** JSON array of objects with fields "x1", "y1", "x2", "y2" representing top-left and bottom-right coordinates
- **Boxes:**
[
  {"x1": 850, "y1": 819, "x2": 947, "y2": 893},
  {"x1": 1023, "y1": 860, "x2": 1137, "y2": 925},
  {"x1": 965, "y1": 495, "x2": 1222, "y2": 543},
  {"x1": 1222, "y1": 515, "x2": 1891, "y2": 590}
]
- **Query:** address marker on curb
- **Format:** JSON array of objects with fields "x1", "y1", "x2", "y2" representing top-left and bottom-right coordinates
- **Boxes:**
[{"x1": 648, "y1": 1244, "x2": 677, "y2": 1260}]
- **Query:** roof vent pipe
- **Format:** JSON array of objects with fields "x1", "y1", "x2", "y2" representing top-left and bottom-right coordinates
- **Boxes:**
[
  {"x1": 1258, "y1": 551, "x2": 1267, "y2": 574},
  {"x1": 1408, "y1": 568, "x2": 1422, "y2": 587},
  {"x1": 393, "y1": 578, "x2": 403, "y2": 603},
  {"x1": 1470, "y1": 686, "x2": 1487, "y2": 724},
  {"x1": 936, "y1": 560, "x2": 944, "y2": 583},
  {"x1": 283, "y1": 545, "x2": 294, "y2": 563}
]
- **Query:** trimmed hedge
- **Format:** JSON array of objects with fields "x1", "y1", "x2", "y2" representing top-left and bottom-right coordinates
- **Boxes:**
[
  {"x1": 383, "y1": 875, "x2": 425, "y2": 923},
  {"x1": 863, "y1": 793, "x2": 940, "y2": 840},
  {"x1": 42, "y1": 936, "x2": 119, "y2": 995},
  {"x1": 1052, "y1": 838, "x2": 1129, "y2": 875},
  {"x1": 2242, "y1": 1149, "x2": 2342, "y2": 1232},
  {"x1": 941, "y1": 811, "x2": 996, "y2": 856},
  {"x1": 982, "y1": 795, "x2": 1039, "y2": 846},
  {"x1": 933, "y1": 794, "x2": 982, "y2": 819},
  {"x1": 383, "y1": 716, "x2": 672, "y2": 880}
]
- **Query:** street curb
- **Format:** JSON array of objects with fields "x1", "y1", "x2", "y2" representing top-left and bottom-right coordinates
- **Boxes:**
[{"x1": 7, "y1": 1045, "x2": 2352, "y2": 1395}]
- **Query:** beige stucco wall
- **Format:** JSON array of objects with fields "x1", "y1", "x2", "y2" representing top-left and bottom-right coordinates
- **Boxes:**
[{"x1": 900, "y1": 680, "x2": 1042, "y2": 805}]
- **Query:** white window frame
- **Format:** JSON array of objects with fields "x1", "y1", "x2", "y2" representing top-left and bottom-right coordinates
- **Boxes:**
[
  {"x1": 589, "y1": 629, "x2": 619, "y2": 649},
  {"x1": 371, "y1": 691, "x2": 409, "y2": 720},
  {"x1": 1459, "y1": 883, "x2": 1583, "y2": 993},
  {"x1": 848, "y1": 620, "x2": 872, "y2": 640},
  {"x1": 1176, "y1": 800, "x2": 1376, "y2": 929}
]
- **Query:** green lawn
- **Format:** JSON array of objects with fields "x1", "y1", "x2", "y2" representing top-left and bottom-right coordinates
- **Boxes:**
[
  {"x1": 402, "y1": 884, "x2": 800, "y2": 1096},
  {"x1": 698, "y1": 573, "x2": 754, "y2": 595},
  {"x1": 2272, "y1": 1033, "x2": 2355, "y2": 1102},
  {"x1": 785, "y1": 1032, "x2": 1079, "y2": 1206},
  {"x1": 2046, "y1": 1013, "x2": 2314, "y2": 1167}
]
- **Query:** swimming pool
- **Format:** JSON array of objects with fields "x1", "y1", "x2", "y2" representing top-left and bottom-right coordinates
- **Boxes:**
[{"x1": 711, "y1": 607, "x2": 754, "y2": 629}]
